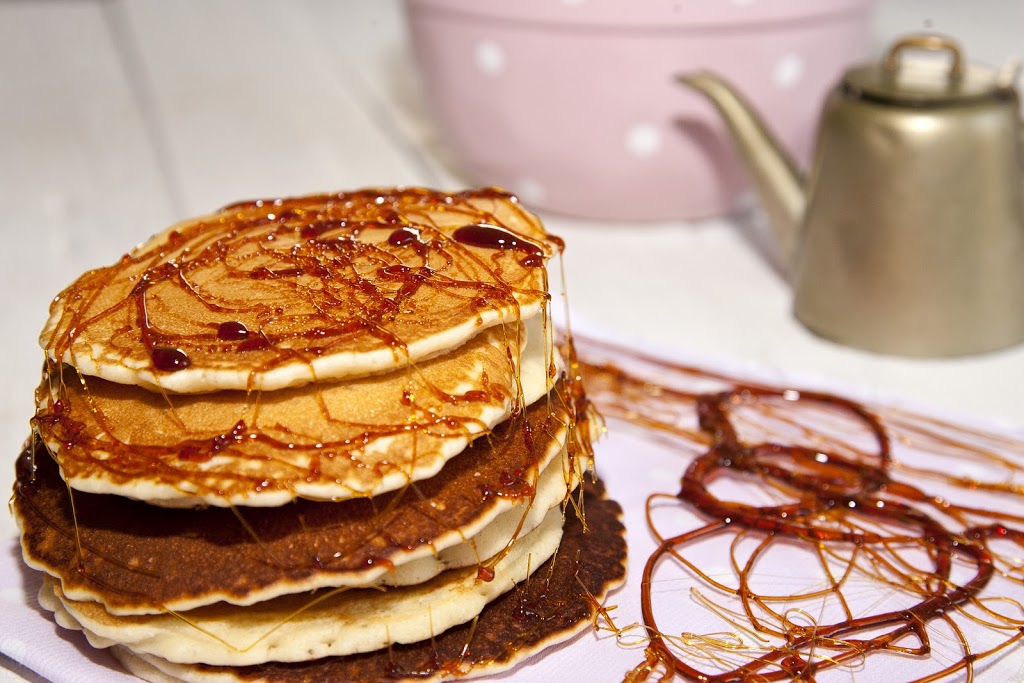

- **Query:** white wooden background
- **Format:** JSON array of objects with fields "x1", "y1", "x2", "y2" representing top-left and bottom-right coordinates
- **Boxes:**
[{"x1": 2, "y1": 1, "x2": 1023, "y2": 680}]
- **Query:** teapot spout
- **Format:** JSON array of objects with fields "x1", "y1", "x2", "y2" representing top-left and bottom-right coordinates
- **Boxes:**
[{"x1": 678, "y1": 71, "x2": 805, "y2": 262}]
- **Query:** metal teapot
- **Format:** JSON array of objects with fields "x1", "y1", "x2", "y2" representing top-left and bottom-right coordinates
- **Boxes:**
[{"x1": 679, "y1": 34, "x2": 1024, "y2": 357}]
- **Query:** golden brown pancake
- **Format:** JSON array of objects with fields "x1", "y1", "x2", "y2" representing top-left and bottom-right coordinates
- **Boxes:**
[
  {"x1": 39, "y1": 188, "x2": 558, "y2": 394},
  {"x1": 33, "y1": 318, "x2": 556, "y2": 507},
  {"x1": 15, "y1": 385, "x2": 582, "y2": 614}
]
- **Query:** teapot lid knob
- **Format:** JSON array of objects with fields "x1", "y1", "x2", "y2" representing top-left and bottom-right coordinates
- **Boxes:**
[
  {"x1": 843, "y1": 33, "x2": 1011, "y2": 105},
  {"x1": 883, "y1": 34, "x2": 964, "y2": 82}
]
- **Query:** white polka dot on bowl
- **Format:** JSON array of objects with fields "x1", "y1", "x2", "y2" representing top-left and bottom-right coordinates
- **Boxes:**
[
  {"x1": 773, "y1": 53, "x2": 805, "y2": 90},
  {"x1": 625, "y1": 124, "x2": 663, "y2": 158},
  {"x1": 474, "y1": 40, "x2": 505, "y2": 76}
]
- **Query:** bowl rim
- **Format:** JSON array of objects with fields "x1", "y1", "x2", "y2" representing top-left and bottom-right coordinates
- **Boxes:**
[{"x1": 405, "y1": 0, "x2": 874, "y2": 30}]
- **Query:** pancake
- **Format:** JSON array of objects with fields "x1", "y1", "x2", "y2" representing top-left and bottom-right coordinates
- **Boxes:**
[
  {"x1": 50, "y1": 482, "x2": 628, "y2": 683},
  {"x1": 42, "y1": 504, "x2": 564, "y2": 666},
  {"x1": 15, "y1": 386, "x2": 584, "y2": 614},
  {"x1": 33, "y1": 317, "x2": 557, "y2": 507},
  {"x1": 39, "y1": 188, "x2": 557, "y2": 394}
]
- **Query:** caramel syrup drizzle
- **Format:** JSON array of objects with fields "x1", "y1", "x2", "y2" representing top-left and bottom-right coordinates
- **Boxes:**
[{"x1": 576, "y1": 337, "x2": 1024, "y2": 682}]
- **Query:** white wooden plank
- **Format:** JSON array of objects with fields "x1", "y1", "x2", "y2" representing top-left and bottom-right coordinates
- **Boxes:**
[
  {"x1": 0, "y1": 1, "x2": 177, "y2": 265},
  {"x1": 116, "y1": 0, "x2": 430, "y2": 215},
  {"x1": 296, "y1": 0, "x2": 461, "y2": 188}
]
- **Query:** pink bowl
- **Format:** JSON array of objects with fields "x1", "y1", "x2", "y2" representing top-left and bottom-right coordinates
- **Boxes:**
[{"x1": 406, "y1": 0, "x2": 873, "y2": 220}]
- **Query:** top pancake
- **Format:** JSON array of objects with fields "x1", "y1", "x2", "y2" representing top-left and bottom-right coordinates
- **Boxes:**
[{"x1": 39, "y1": 188, "x2": 557, "y2": 394}]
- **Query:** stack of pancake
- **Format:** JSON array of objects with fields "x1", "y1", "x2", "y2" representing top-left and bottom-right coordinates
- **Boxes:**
[{"x1": 13, "y1": 188, "x2": 626, "y2": 682}]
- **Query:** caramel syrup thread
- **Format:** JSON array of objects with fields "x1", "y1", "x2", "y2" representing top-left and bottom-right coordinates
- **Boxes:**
[
  {"x1": 742, "y1": 401, "x2": 885, "y2": 470},
  {"x1": 732, "y1": 533, "x2": 801, "y2": 641},
  {"x1": 589, "y1": 335, "x2": 1019, "y2": 471},
  {"x1": 908, "y1": 608, "x2": 1017, "y2": 683},
  {"x1": 625, "y1": 648, "x2": 675, "y2": 683},
  {"x1": 730, "y1": 542, "x2": 896, "y2": 665},
  {"x1": 503, "y1": 314, "x2": 530, "y2": 423},
  {"x1": 149, "y1": 378, "x2": 195, "y2": 434},
  {"x1": 451, "y1": 613, "x2": 479, "y2": 678},
  {"x1": 708, "y1": 548, "x2": 987, "y2": 671},
  {"x1": 774, "y1": 611, "x2": 868, "y2": 680},
  {"x1": 864, "y1": 536, "x2": 953, "y2": 597},
  {"x1": 55, "y1": 452, "x2": 88, "y2": 578},
  {"x1": 945, "y1": 595, "x2": 1024, "y2": 635},
  {"x1": 779, "y1": 607, "x2": 846, "y2": 666},
  {"x1": 226, "y1": 503, "x2": 292, "y2": 570},
  {"x1": 13, "y1": 465, "x2": 161, "y2": 582},
  {"x1": 644, "y1": 510, "x2": 742, "y2": 597},
  {"x1": 689, "y1": 600, "x2": 926, "y2": 681},
  {"x1": 155, "y1": 582, "x2": 375, "y2": 655},
  {"x1": 814, "y1": 532, "x2": 936, "y2": 602},
  {"x1": 890, "y1": 453, "x2": 1023, "y2": 493},
  {"x1": 46, "y1": 246, "x2": 155, "y2": 364},
  {"x1": 586, "y1": 584, "x2": 632, "y2": 640},
  {"x1": 475, "y1": 463, "x2": 543, "y2": 581},
  {"x1": 578, "y1": 339, "x2": 743, "y2": 388},
  {"x1": 689, "y1": 589, "x2": 786, "y2": 647},
  {"x1": 887, "y1": 409, "x2": 1024, "y2": 462},
  {"x1": 886, "y1": 468, "x2": 1024, "y2": 525},
  {"x1": 542, "y1": 378, "x2": 594, "y2": 525},
  {"x1": 742, "y1": 532, "x2": 860, "y2": 625},
  {"x1": 640, "y1": 521, "x2": 735, "y2": 664}
]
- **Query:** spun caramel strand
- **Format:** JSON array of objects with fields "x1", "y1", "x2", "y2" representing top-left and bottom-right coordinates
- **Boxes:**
[{"x1": 577, "y1": 340, "x2": 1024, "y2": 682}]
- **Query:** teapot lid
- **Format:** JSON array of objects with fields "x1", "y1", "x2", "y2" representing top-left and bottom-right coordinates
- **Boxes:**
[{"x1": 843, "y1": 34, "x2": 1010, "y2": 105}]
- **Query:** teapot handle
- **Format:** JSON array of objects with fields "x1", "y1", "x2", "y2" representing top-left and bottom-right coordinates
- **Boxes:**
[{"x1": 883, "y1": 34, "x2": 964, "y2": 81}]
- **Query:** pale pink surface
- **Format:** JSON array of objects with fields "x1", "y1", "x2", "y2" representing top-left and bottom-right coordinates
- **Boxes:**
[{"x1": 407, "y1": 0, "x2": 873, "y2": 220}]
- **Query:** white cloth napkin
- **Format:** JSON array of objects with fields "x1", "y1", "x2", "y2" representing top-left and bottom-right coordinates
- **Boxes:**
[{"x1": 1, "y1": 541, "x2": 136, "y2": 681}]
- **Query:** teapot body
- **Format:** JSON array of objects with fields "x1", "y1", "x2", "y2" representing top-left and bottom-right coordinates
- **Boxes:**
[{"x1": 792, "y1": 85, "x2": 1024, "y2": 356}]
